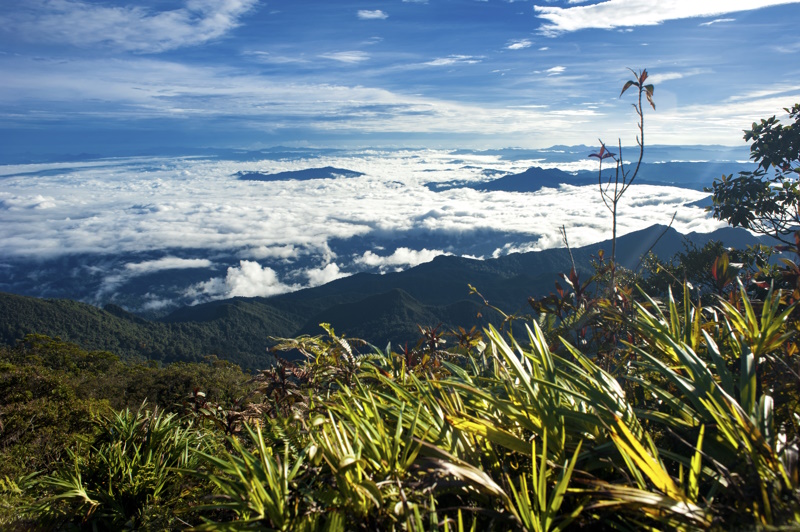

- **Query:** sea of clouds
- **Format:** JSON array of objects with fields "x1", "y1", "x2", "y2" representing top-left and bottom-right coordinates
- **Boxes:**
[{"x1": 0, "y1": 148, "x2": 724, "y2": 311}]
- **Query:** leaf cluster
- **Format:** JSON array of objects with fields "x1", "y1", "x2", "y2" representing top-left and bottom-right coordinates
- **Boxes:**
[{"x1": 708, "y1": 104, "x2": 800, "y2": 243}]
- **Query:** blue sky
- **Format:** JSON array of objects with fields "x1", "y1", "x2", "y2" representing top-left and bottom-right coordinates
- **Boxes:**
[{"x1": 1, "y1": 0, "x2": 799, "y2": 154}]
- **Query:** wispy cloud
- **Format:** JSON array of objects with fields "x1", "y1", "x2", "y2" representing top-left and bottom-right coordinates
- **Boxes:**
[
  {"x1": 320, "y1": 51, "x2": 370, "y2": 63},
  {"x1": 357, "y1": 9, "x2": 388, "y2": 20},
  {"x1": 725, "y1": 84, "x2": 800, "y2": 103},
  {"x1": 699, "y1": 17, "x2": 735, "y2": 26},
  {"x1": 647, "y1": 69, "x2": 706, "y2": 84},
  {"x1": 4, "y1": 52, "x2": 791, "y2": 147},
  {"x1": 774, "y1": 41, "x2": 800, "y2": 53},
  {"x1": 3, "y1": 0, "x2": 258, "y2": 53},
  {"x1": 534, "y1": 0, "x2": 800, "y2": 35},
  {"x1": 424, "y1": 55, "x2": 482, "y2": 66},
  {"x1": 506, "y1": 39, "x2": 533, "y2": 50},
  {"x1": 244, "y1": 51, "x2": 310, "y2": 64}
]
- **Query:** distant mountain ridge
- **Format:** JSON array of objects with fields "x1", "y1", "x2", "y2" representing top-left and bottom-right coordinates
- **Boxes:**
[
  {"x1": 429, "y1": 162, "x2": 754, "y2": 193},
  {"x1": 235, "y1": 166, "x2": 364, "y2": 181},
  {"x1": 0, "y1": 224, "x2": 772, "y2": 369}
]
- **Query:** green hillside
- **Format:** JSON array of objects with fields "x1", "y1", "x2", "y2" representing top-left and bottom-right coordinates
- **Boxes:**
[{"x1": 0, "y1": 292, "x2": 298, "y2": 369}]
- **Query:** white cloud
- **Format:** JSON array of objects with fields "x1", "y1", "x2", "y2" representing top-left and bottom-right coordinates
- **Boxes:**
[
  {"x1": 242, "y1": 245, "x2": 300, "y2": 260},
  {"x1": 647, "y1": 69, "x2": 706, "y2": 84},
  {"x1": 0, "y1": 194, "x2": 57, "y2": 210},
  {"x1": 534, "y1": 0, "x2": 800, "y2": 35},
  {"x1": 647, "y1": 72, "x2": 685, "y2": 84},
  {"x1": 356, "y1": 247, "x2": 450, "y2": 269},
  {"x1": 244, "y1": 51, "x2": 310, "y2": 65},
  {"x1": 305, "y1": 263, "x2": 347, "y2": 287},
  {"x1": 357, "y1": 9, "x2": 388, "y2": 20},
  {"x1": 725, "y1": 85, "x2": 800, "y2": 102},
  {"x1": 5, "y1": 0, "x2": 258, "y2": 53},
  {"x1": 507, "y1": 39, "x2": 533, "y2": 50},
  {"x1": 545, "y1": 66, "x2": 565, "y2": 75},
  {"x1": 320, "y1": 51, "x2": 370, "y2": 63},
  {"x1": 492, "y1": 241, "x2": 541, "y2": 258},
  {"x1": 424, "y1": 55, "x2": 482, "y2": 66},
  {"x1": 141, "y1": 295, "x2": 175, "y2": 311},
  {"x1": 188, "y1": 260, "x2": 299, "y2": 300},
  {"x1": 124, "y1": 257, "x2": 213, "y2": 275},
  {"x1": 699, "y1": 17, "x2": 735, "y2": 26}
]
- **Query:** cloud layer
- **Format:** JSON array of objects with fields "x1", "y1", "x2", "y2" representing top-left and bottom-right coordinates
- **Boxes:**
[{"x1": 0, "y1": 149, "x2": 725, "y2": 303}]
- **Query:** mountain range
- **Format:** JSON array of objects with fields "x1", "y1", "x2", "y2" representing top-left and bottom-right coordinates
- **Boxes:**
[
  {"x1": 0, "y1": 223, "x2": 771, "y2": 370},
  {"x1": 429, "y1": 162, "x2": 752, "y2": 193}
]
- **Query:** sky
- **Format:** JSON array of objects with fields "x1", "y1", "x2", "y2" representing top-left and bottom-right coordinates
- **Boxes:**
[{"x1": 2, "y1": 0, "x2": 800, "y2": 154}]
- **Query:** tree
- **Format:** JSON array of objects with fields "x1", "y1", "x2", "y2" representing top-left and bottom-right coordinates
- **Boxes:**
[{"x1": 708, "y1": 103, "x2": 800, "y2": 244}]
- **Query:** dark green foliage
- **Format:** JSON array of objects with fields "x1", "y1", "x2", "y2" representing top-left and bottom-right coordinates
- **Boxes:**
[
  {"x1": 709, "y1": 103, "x2": 800, "y2": 243},
  {"x1": 0, "y1": 335, "x2": 252, "y2": 528},
  {"x1": 640, "y1": 240, "x2": 775, "y2": 301},
  {"x1": 33, "y1": 406, "x2": 212, "y2": 530}
]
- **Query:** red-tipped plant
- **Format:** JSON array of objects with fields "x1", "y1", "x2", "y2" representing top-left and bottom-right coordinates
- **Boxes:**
[{"x1": 592, "y1": 68, "x2": 655, "y2": 287}]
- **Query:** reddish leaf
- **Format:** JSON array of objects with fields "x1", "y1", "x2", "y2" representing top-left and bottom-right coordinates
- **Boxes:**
[
  {"x1": 589, "y1": 143, "x2": 616, "y2": 160},
  {"x1": 620, "y1": 79, "x2": 637, "y2": 97},
  {"x1": 555, "y1": 281, "x2": 565, "y2": 298},
  {"x1": 644, "y1": 84, "x2": 656, "y2": 110},
  {"x1": 569, "y1": 267, "x2": 580, "y2": 288}
]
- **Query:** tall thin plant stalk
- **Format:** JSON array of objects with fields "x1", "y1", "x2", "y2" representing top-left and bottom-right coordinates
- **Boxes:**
[{"x1": 591, "y1": 68, "x2": 655, "y2": 287}]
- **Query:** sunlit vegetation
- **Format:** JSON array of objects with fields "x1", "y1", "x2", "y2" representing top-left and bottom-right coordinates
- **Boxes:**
[{"x1": 4, "y1": 269, "x2": 799, "y2": 529}]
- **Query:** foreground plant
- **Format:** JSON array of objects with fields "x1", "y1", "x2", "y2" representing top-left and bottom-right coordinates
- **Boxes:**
[
  {"x1": 32, "y1": 405, "x2": 210, "y2": 529},
  {"x1": 626, "y1": 283, "x2": 800, "y2": 528}
]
